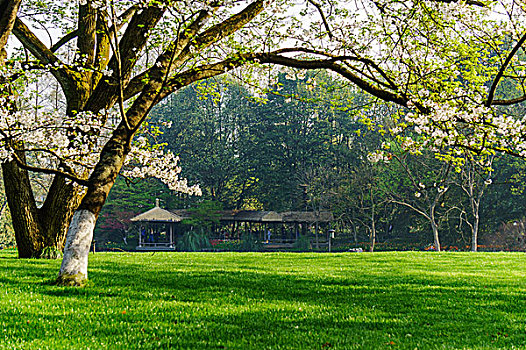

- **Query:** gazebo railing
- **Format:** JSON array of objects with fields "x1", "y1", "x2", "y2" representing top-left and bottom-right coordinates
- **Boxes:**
[{"x1": 137, "y1": 242, "x2": 175, "y2": 248}]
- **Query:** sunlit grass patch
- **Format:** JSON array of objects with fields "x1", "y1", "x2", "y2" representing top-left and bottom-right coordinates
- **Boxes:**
[{"x1": 0, "y1": 251, "x2": 525, "y2": 349}]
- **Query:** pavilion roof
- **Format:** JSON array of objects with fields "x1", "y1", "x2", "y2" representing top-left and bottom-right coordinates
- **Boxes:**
[
  {"x1": 219, "y1": 210, "x2": 283, "y2": 223},
  {"x1": 130, "y1": 206, "x2": 185, "y2": 223},
  {"x1": 130, "y1": 207, "x2": 334, "y2": 224},
  {"x1": 281, "y1": 211, "x2": 334, "y2": 223}
]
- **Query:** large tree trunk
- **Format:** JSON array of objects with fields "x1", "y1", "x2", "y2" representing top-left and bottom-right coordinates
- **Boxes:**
[
  {"x1": 39, "y1": 176, "x2": 84, "y2": 251},
  {"x1": 2, "y1": 159, "x2": 44, "y2": 258},
  {"x1": 0, "y1": 0, "x2": 21, "y2": 50},
  {"x1": 2, "y1": 159, "x2": 84, "y2": 258},
  {"x1": 58, "y1": 125, "x2": 129, "y2": 285},
  {"x1": 58, "y1": 209, "x2": 97, "y2": 284}
]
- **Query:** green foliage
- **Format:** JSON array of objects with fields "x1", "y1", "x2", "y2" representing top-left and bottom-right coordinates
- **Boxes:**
[
  {"x1": 103, "y1": 73, "x2": 526, "y2": 251},
  {"x1": 292, "y1": 234, "x2": 311, "y2": 251},
  {"x1": 1, "y1": 251, "x2": 526, "y2": 349},
  {"x1": 183, "y1": 200, "x2": 223, "y2": 234},
  {"x1": 211, "y1": 240, "x2": 243, "y2": 251},
  {"x1": 239, "y1": 233, "x2": 262, "y2": 252},
  {"x1": 176, "y1": 231, "x2": 211, "y2": 252}
]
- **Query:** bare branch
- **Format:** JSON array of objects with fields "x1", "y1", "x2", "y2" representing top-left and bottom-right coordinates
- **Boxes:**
[
  {"x1": 430, "y1": 0, "x2": 488, "y2": 7},
  {"x1": 390, "y1": 199, "x2": 431, "y2": 220},
  {"x1": 12, "y1": 17, "x2": 75, "y2": 88},
  {"x1": 306, "y1": 0, "x2": 333, "y2": 39},
  {"x1": 50, "y1": 30, "x2": 78, "y2": 53},
  {"x1": 492, "y1": 94, "x2": 526, "y2": 105},
  {"x1": 10, "y1": 151, "x2": 89, "y2": 187},
  {"x1": 486, "y1": 31, "x2": 526, "y2": 107}
]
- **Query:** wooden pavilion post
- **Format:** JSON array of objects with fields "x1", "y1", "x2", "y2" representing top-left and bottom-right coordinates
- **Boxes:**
[{"x1": 295, "y1": 223, "x2": 299, "y2": 240}]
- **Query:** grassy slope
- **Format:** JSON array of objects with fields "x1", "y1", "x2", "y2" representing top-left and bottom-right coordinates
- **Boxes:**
[{"x1": 0, "y1": 251, "x2": 525, "y2": 349}]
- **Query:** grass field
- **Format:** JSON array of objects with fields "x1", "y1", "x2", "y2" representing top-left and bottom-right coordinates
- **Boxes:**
[{"x1": 0, "y1": 250, "x2": 525, "y2": 349}]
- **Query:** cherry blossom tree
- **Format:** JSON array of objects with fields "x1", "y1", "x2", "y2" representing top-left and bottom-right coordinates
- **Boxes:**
[
  {"x1": 4, "y1": 0, "x2": 377, "y2": 284},
  {"x1": 2, "y1": 0, "x2": 526, "y2": 284}
]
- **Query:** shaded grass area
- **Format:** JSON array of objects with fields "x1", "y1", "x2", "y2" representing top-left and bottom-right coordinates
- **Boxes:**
[{"x1": 0, "y1": 251, "x2": 525, "y2": 349}]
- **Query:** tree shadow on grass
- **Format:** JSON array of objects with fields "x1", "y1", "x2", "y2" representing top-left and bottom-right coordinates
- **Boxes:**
[{"x1": 3, "y1": 256, "x2": 526, "y2": 349}]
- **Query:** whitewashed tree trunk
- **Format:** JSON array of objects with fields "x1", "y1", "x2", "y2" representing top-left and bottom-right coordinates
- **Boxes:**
[{"x1": 57, "y1": 210, "x2": 97, "y2": 285}]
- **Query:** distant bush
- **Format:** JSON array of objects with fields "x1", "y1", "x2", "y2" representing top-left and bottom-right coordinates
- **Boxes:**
[
  {"x1": 292, "y1": 234, "x2": 311, "y2": 251},
  {"x1": 210, "y1": 240, "x2": 242, "y2": 251},
  {"x1": 240, "y1": 233, "x2": 262, "y2": 252},
  {"x1": 481, "y1": 218, "x2": 526, "y2": 251},
  {"x1": 177, "y1": 231, "x2": 211, "y2": 252}
]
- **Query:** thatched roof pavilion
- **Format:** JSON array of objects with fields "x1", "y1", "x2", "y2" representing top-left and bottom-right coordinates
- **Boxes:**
[
  {"x1": 130, "y1": 206, "x2": 185, "y2": 223},
  {"x1": 130, "y1": 209, "x2": 333, "y2": 224},
  {"x1": 130, "y1": 203, "x2": 334, "y2": 251},
  {"x1": 219, "y1": 210, "x2": 282, "y2": 223},
  {"x1": 281, "y1": 211, "x2": 334, "y2": 223}
]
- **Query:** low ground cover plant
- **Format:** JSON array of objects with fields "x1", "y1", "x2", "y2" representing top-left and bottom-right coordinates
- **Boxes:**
[{"x1": 0, "y1": 251, "x2": 525, "y2": 349}]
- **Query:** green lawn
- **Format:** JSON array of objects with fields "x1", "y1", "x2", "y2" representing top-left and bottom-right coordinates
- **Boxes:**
[{"x1": 0, "y1": 251, "x2": 525, "y2": 349}]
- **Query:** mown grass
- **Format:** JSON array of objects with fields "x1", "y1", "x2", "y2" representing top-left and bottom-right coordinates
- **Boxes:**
[{"x1": 0, "y1": 251, "x2": 525, "y2": 349}]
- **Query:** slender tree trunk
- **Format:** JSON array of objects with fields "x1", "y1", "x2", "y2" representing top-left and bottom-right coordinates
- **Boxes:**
[
  {"x1": 430, "y1": 220, "x2": 441, "y2": 252},
  {"x1": 315, "y1": 221, "x2": 319, "y2": 249},
  {"x1": 369, "y1": 188, "x2": 376, "y2": 252},
  {"x1": 429, "y1": 202, "x2": 441, "y2": 252},
  {"x1": 369, "y1": 208, "x2": 376, "y2": 253},
  {"x1": 471, "y1": 213, "x2": 479, "y2": 252}
]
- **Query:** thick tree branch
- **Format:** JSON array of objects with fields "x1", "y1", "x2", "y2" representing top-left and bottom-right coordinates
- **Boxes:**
[
  {"x1": 12, "y1": 18, "x2": 74, "y2": 87},
  {"x1": 10, "y1": 151, "x2": 89, "y2": 187},
  {"x1": 122, "y1": 8, "x2": 216, "y2": 101},
  {"x1": 77, "y1": 2, "x2": 97, "y2": 68},
  {"x1": 191, "y1": 0, "x2": 265, "y2": 52},
  {"x1": 486, "y1": 31, "x2": 526, "y2": 107},
  {"x1": 51, "y1": 4, "x2": 138, "y2": 54},
  {"x1": 0, "y1": 0, "x2": 21, "y2": 52},
  {"x1": 50, "y1": 30, "x2": 78, "y2": 53},
  {"x1": 287, "y1": 47, "x2": 399, "y2": 90},
  {"x1": 86, "y1": 5, "x2": 166, "y2": 113},
  {"x1": 155, "y1": 49, "x2": 425, "y2": 114},
  {"x1": 258, "y1": 53, "x2": 427, "y2": 112},
  {"x1": 492, "y1": 95, "x2": 526, "y2": 105}
]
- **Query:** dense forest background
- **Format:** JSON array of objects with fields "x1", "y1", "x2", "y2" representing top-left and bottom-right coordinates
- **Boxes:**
[{"x1": 5, "y1": 71, "x2": 524, "y2": 251}]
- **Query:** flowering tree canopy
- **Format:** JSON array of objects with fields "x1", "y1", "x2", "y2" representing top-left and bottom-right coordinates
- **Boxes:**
[{"x1": 0, "y1": 0, "x2": 526, "y2": 280}]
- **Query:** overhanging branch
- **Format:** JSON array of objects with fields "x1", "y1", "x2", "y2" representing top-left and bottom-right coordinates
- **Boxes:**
[
  {"x1": 486, "y1": 31, "x2": 526, "y2": 107},
  {"x1": 10, "y1": 151, "x2": 89, "y2": 187}
]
